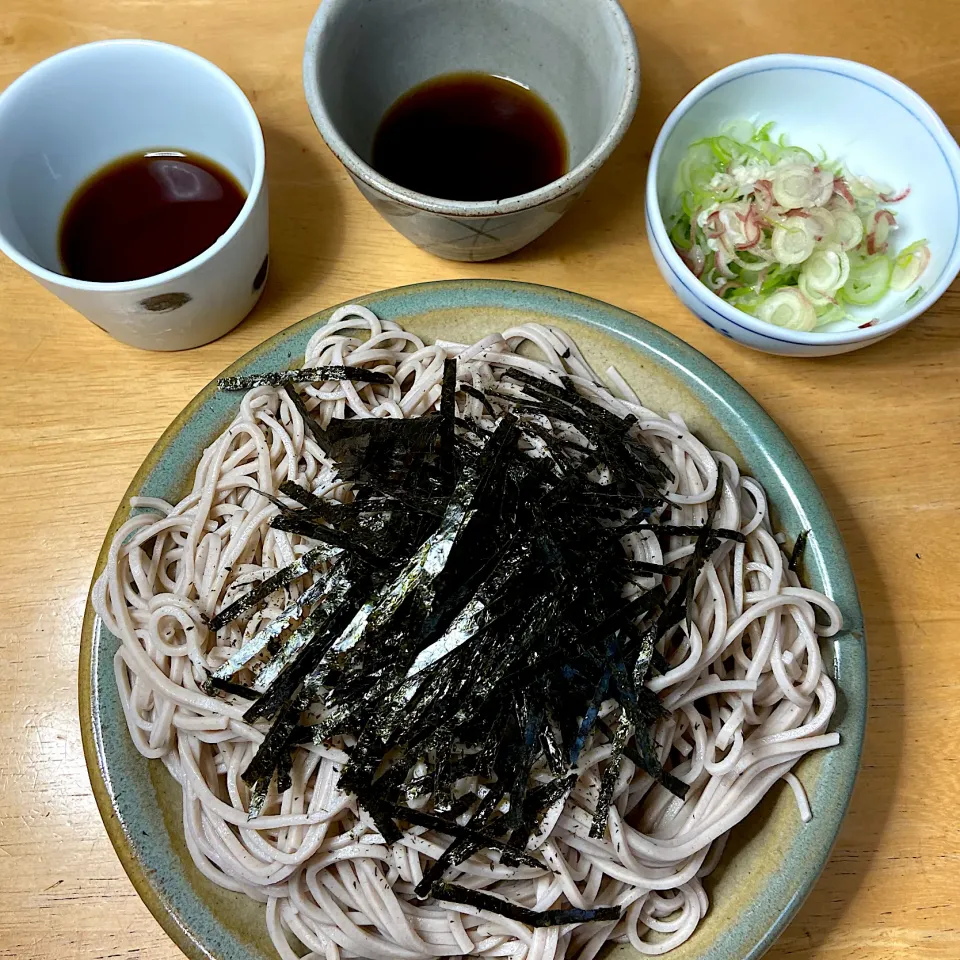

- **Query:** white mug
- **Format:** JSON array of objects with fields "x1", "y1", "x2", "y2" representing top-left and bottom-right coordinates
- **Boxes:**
[{"x1": 0, "y1": 40, "x2": 268, "y2": 351}]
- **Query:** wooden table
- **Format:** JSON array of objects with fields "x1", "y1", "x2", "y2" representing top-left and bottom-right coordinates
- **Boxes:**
[{"x1": 2, "y1": 0, "x2": 959, "y2": 957}]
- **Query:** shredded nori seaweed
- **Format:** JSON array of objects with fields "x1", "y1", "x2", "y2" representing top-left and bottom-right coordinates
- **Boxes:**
[
  {"x1": 282, "y1": 384, "x2": 334, "y2": 456},
  {"x1": 204, "y1": 546, "x2": 332, "y2": 632},
  {"x1": 212, "y1": 362, "x2": 751, "y2": 928},
  {"x1": 789, "y1": 529, "x2": 810, "y2": 572},
  {"x1": 218, "y1": 366, "x2": 392, "y2": 390},
  {"x1": 431, "y1": 882, "x2": 621, "y2": 927}
]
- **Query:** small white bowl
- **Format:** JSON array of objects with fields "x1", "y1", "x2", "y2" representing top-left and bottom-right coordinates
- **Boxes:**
[{"x1": 645, "y1": 54, "x2": 960, "y2": 357}]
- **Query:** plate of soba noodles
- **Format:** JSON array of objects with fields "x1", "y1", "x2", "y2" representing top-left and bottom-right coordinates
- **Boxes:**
[{"x1": 81, "y1": 279, "x2": 865, "y2": 960}]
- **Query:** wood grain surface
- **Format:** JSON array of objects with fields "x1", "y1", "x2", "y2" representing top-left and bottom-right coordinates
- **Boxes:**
[{"x1": 1, "y1": 1, "x2": 959, "y2": 957}]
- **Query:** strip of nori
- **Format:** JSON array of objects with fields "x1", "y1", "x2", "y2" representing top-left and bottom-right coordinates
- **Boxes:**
[
  {"x1": 391, "y1": 806, "x2": 542, "y2": 869},
  {"x1": 788, "y1": 529, "x2": 810, "y2": 572},
  {"x1": 413, "y1": 788, "x2": 506, "y2": 897},
  {"x1": 348, "y1": 425, "x2": 525, "y2": 715},
  {"x1": 327, "y1": 414, "x2": 425, "y2": 438},
  {"x1": 578, "y1": 585, "x2": 667, "y2": 649},
  {"x1": 496, "y1": 393, "x2": 661, "y2": 496},
  {"x1": 623, "y1": 623, "x2": 658, "y2": 689},
  {"x1": 390, "y1": 542, "x2": 538, "y2": 703},
  {"x1": 276, "y1": 480, "x2": 346, "y2": 521},
  {"x1": 283, "y1": 384, "x2": 335, "y2": 456},
  {"x1": 499, "y1": 369, "x2": 673, "y2": 488},
  {"x1": 458, "y1": 382, "x2": 496, "y2": 417},
  {"x1": 539, "y1": 718, "x2": 567, "y2": 777},
  {"x1": 251, "y1": 588, "x2": 348, "y2": 694},
  {"x1": 508, "y1": 773, "x2": 577, "y2": 853},
  {"x1": 242, "y1": 692, "x2": 309, "y2": 784},
  {"x1": 247, "y1": 774, "x2": 273, "y2": 819},
  {"x1": 207, "y1": 677, "x2": 257, "y2": 699},
  {"x1": 270, "y1": 513, "x2": 387, "y2": 567},
  {"x1": 610, "y1": 656, "x2": 687, "y2": 799},
  {"x1": 245, "y1": 744, "x2": 296, "y2": 819},
  {"x1": 439, "y1": 359, "x2": 457, "y2": 491},
  {"x1": 314, "y1": 490, "x2": 479, "y2": 681},
  {"x1": 276, "y1": 479, "x2": 436, "y2": 526},
  {"x1": 242, "y1": 565, "x2": 363, "y2": 724},
  {"x1": 218, "y1": 366, "x2": 392, "y2": 390},
  {"x1": 515, "y1": 421, "x2": 585, "y2": 477},
  {"x1": 251, "y1": 488, "x2": 293, "y2": 514},
  {"x1": 210, "y1": 569, "x2": 341, "y2": 684},
  {"x1": 627, "y1": 559, "x2": 687, "y2": 577},
  {"x1": 589, "y1": 712, "x2": 630, "y2": 839},
  {"x1": 597, "y1": 717, "x2": 648, "y2": 777},
  {"x1": 652, "y1": 648, "x2": 671, "y2": 674},
  {"x1": 431, "y1": 882, "x2": 621, "y2": 928},
  {"x1": 621, "y1": 536, "x2": 727, "y2": 664},
  {"x1": 623, "y1": 522, "x2": 746, "y2": 543},
  {"x1": 569, "y1": 662, "x2": 612, "y2": 766},
  {"x1": 205, "y1": 545, "x2": 331, "y2": 632}
]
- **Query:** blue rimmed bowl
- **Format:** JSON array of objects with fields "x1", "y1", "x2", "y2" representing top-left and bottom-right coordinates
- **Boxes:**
[
  {"x1": 646, "y1": 53, "x2": 960, "y2": 356},
  {"x1": 80, "y1": 280, "x2": 866, "y2": 960}
]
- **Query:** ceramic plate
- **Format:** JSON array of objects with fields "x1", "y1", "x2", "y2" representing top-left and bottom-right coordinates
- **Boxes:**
[{"x1": 80, "y1": 279, "x2": 866, "y2": 960}]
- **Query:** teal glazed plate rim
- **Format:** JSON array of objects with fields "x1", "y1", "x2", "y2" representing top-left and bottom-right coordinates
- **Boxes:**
[{"x1": 80, "y1": 279, "x2": 866, "y2": 960}]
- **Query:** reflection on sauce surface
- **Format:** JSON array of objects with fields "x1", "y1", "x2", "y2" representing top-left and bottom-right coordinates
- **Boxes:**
[{"x1": 59, "y1": 151, "x2": 246, "y2": 283}]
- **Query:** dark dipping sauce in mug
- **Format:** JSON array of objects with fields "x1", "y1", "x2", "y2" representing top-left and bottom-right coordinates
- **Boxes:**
[
  {"x1": 59, "y1": 151, "x2": 246, "y2": 283},
  {"x1": 371, "y1": 72, "x2": 568, "y2": 202}
]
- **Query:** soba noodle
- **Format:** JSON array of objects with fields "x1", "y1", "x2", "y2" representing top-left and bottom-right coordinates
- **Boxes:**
[{"x1": 93, "y1": 305, "x2": 841, "y2": 960}]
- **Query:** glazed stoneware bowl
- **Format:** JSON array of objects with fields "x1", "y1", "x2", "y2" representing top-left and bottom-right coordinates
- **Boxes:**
[
  {"x1": 646, "y1": 54, "x2": 960, "y2": 357},
  {"x1": 303, "y1": 0, "x2": 639, "y2": 262},
  {"x1": 81, "y1": 280, "x2": 866, "y2": 960}
]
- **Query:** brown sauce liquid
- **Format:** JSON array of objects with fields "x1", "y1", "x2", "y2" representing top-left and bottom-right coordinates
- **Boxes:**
[
  {"x1": 59, "y1": 151, "x2": 246, "y2": 283},
  {"x1": 371, "y1": 72, "x2": 568, "y2": 202}
]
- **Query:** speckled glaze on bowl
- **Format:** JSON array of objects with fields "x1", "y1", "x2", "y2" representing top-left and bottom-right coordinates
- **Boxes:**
[
  {"x1": 303, "y1": 0, "x2": 639, "y2": 261},
  {"x1": 80, "y1": 280, "x2": 866, "y2": 960}
]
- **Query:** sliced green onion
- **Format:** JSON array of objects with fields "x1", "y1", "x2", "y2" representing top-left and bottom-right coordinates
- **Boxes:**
[
  {"x1": 891, "y1": 241, "x2": 930, "y2": 290},
  {"x1": 842, "y1": 255, "x2": 893, "y2": 305},
  {"x1": 690, "y1": 136, "x2": 736, "y2": 166},
  {"x1": 802, "y1": 246, "x2": 850, "y2": 294},
  {"x1": 669, "y1": 120, "x2": 928, "y2": 332},
  {"x1": 905, "y1": 286, "x2": 925, "y2": 306},
  {"x1": 806, "y1": 208, "x2": 836, "y2": 241},
  {"x1": 721, "y1": 119, "x2": 756, "y2": 143},
  {"x1": 868, "y1": 210, "x2": 896, "y2": 253},
  {"x1": 669, "y1": 219, "x2": 692, "y2": 251},
  {"x1": 814, "y1": 302, "x2": 847, "y2": 326},
  {"x1": 799, "y1": 272, "x2": 836, "y2": 307},
  {"x1": 832, "y1": 211, "x2": 864, "y2": 251},
  {"x1": 756, "y1": 141, "x2": 780, "y2": 163},
  {"x1": 777, "y1": 145, "x2": 817, "y2": 165},
  {"x1": 849, "y1": 176, "x2": 876, "y2": 199},
  {"x1": 773, "y1": 164, "x2": 819, "y2": 208},
  {"x1": 772, "y1": 218, "x2": 816, "y2": 265},
  {"x1": 895, "y1": 238, "x2": 930, "y2": 263},
  {"x1": 757, "y1": 289, "x2": 817, "y2": 331},
  {"x1": 677, "y1": 143, "x2": 721, "y2": 193},
  {"x1": 754, "y1": 121, "x2": 776, "y2": 141},
  {"x1": 708, "y1": 173, "x2": 739, "y2": 201},
  {"x1": 760, "y1": 262, "x2": 800, "y2": 293}
]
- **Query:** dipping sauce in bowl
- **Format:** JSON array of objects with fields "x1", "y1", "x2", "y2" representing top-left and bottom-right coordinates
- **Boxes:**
[
  {"x1": 59, "y1": 150, "x2": 246, "y2": 283},
  {"x1": 371, "y1": 72, "x2": 568, "y2": 202}
]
